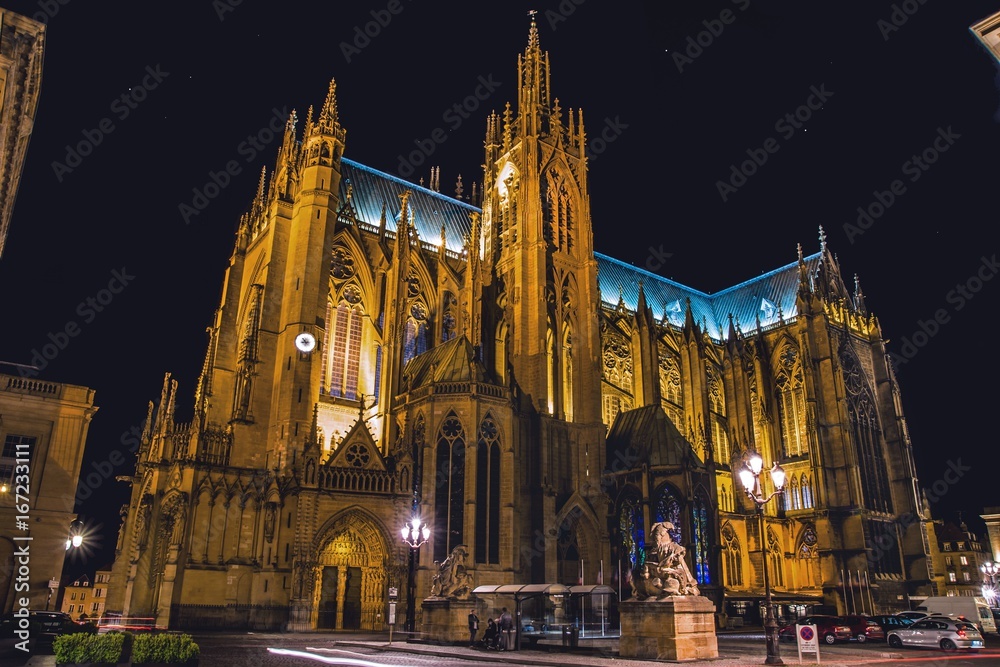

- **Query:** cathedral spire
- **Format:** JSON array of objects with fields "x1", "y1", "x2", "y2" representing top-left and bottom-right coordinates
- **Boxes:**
[{"x1": 318, "y1": 78, "x2": 338, "y2": 131}]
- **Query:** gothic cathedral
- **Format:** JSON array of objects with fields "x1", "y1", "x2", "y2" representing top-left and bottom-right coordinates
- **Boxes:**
[{"x1": 107, "y1": 20, "x2": 934, "y2": 630}]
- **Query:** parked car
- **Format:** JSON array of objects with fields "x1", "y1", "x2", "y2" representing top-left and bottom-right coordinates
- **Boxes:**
[
  {"x1": 867, "y1": 614, "x2": 915, "y2": 635},
  {"x1": 840, "y1": 615, "x2": 886, "y2": 642},
  {"x1": 896, "y1": 610, "x2": 932, "y2": 622},
  {"x1": 887, "y1": 617, "x2": 984, "y2": 652},
  {"x1": 778, "y1": 615, "x2": 853, "y2": 644}
]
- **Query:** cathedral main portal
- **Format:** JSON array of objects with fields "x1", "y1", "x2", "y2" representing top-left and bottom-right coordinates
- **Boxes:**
[{"x1": 311, "y1": 510, "x2": 389, "y2": 630}]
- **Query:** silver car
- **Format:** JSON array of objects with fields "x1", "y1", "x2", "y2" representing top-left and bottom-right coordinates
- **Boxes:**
[{"x1": 887, "y1": 617, "x2": 984, "y2": 652}]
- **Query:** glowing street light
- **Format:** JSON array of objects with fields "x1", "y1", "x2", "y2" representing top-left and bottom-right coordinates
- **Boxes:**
[
  {"x1": 982, "y1": 561, "x2": 998, "y2": 606},
  {"x1": 401, "y1": 516, "x2": 431, "y2": 548},
  {"x1": 66, "y1": 518, "x2": 85, "y2": 550},
  {"x1": 740, "y1": 452, "x2": 786, "y2": 665}
]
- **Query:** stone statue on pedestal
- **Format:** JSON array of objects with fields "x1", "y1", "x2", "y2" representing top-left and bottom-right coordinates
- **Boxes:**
[
  {"x1": 632, "y1": 521, "x2": 700, "y2": 599},
  {"x1": 429, "y1": 544, "x2": 472, "y2": 600}
]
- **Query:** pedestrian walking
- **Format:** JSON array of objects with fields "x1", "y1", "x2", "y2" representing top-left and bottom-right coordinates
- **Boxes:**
[{"x1": 468, "y1": 609, "x2": 480, "y2": 647}]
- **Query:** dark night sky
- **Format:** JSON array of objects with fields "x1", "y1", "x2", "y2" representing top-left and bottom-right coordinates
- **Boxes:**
[{"x1": 1, "y1": 0, "x2": 997, "y2": 582}]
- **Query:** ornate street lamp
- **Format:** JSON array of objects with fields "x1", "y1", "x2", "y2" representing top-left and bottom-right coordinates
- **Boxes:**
[
  {"x1": 739, "y1": 452, "x2": 786, "y2": 666},
  {"x1": 982, "y1": 561, "x2": 998, "y2": 607},
  {"x1": 401, "y1": 515, "x2": 431, "y2": 635}
]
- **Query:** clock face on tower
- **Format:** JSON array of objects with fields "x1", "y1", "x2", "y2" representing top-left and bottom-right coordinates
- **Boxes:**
[{"x1": 295, "y1": 332, "x2": 316, "y2": 353}]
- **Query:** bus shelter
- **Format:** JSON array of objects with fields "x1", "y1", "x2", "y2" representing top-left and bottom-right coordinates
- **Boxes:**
[{"x1": 471, "y1": 583, "x2": 571, "y2": 650}]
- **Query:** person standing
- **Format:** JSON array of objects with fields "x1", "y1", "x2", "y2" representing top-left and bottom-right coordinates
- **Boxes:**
[
  {"x1": 468, "y1": 609, "x2": 480, "y2": 647},
  {"x1": 499, "y1": 607, "x2": 513, "y2": 650}
]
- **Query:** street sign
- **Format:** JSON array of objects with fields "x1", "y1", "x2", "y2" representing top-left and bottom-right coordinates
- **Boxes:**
[
  {"x1": 388, "y1": 602, "x2": 396, "y2": 625},
  {"x1": 48, "y1": 579, "x2": 59, "y2": 590},
  {"x1": 388, "y1": 587, "x2": 398, "y2": 600},
  {"x1": 796, "y1": 623, "x2": 819, "y2": 664}
]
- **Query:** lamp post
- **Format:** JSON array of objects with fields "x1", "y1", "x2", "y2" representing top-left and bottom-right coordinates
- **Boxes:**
[
  {"x1": 401, "y1": 515, "x2": 430, "y2": 637},
  {"x1": 739, "y1": 452, "x2": 786, "y2": 666},
  {"x1": 982, "y1": 561, "x2": 998, "y2": 608}
]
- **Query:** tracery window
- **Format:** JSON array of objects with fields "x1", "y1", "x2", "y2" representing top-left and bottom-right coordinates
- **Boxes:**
[
  {"x1": 327, "y1": 289, "x2": 364, "y2": 400},
  {"x1": 403, "y1": 301, "x2": 429, "y2": 366},
  {"x1": 433, "y1": 412, "x2": 466, "y2": 562},
  {"x1": 842, "y1": 351, "x2": 892, "y2": 514},
  {"x1": 774, "y1": 343, "x2": 808, "y2": 457},
  {"x1": 722, "y1": 523, "x2": 743, "y2": 587},
  {"x1": 768, "y1": 527, "x2": 784, "y2": 587},
  {"x1": 475, "y1": 414, "x2": 502, "y2": 564}
]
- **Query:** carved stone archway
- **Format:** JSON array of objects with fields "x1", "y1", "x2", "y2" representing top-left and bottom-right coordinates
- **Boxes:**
[{"x1": 311, "y1": 509, "x2": 389, "y2": 630}]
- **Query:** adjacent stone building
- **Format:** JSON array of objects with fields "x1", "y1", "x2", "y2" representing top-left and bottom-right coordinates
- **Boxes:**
[
  {"x1": 0, "y1": 7, "x2": 44, "y2": 260},
  {"x1": 106, "y1": 19, "x2": 934, "y2": 631},
  {"x1": 0, "y1": 374, "x2": 98, "y2": 612}
]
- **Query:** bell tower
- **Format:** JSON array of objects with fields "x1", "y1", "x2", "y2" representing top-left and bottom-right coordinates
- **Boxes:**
[
  {"x1": 270, "y1": 80, "x2": 346, "y2": 472},
  {"x1": 478, "y1": 14, "x2": 602, "y2": 423}
]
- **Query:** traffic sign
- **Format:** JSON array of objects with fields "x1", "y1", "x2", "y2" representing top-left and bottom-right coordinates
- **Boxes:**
[{"x1": 796, "y1": 623, "x2": 820, "y2": 663}]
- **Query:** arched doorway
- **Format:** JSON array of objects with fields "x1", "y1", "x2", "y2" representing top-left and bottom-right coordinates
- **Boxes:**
[{"x1": 311, "y1": 509, "x2": 389, "y2": 630}]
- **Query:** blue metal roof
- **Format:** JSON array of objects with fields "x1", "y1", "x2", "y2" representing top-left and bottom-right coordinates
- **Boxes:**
[
  {"x1": 340, "y1": 158, "x2": 478, "y2": 254},
  {"x1": 338, "y1": 158, "x2": 820, "y2": 341}
]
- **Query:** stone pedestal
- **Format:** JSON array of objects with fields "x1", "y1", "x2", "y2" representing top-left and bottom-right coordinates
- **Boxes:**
[
  {"x1": 420, "y1": 597, "x2": 478, "y2": 644},
  {"x1": 620, "y1": 595, "x2": 719, "y2": 661}
]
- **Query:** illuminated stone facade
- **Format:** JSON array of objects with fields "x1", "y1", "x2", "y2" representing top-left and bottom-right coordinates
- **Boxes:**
[
  {"x1": 107, "y1": 20, "x2": 933, "y2": 630},
  {"x1": 0, "y1": 374, "x2": 97, "y2": 613},
  {"x1": 0, "y1": 8, "x2": 44, "y2": 259}
]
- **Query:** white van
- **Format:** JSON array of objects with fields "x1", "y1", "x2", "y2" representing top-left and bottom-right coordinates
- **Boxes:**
[{"x1": 916, "y1": 596, "x2": 997, "y2": 634}]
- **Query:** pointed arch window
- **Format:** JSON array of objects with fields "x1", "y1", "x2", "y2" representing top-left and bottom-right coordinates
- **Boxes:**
[
  {"x1": 232, "y1": 284, "x2": 263, "y2": 423},
  {"x1": 618, "y1": 492, "x2": 645, "y2": 577},
  {"x1": 800, "y1": 474, "x2": 813, "y2": 508},
  {"x1": 787, "y1": 477, "x2": 800, "y2": 510},
  {"x1": 659, "y1": 347, "x2": 683, "y2": 428},
  {"x1": 692, "y1": 491, "x2": 712, "y2": 585},
  {"x1": 327, "y1": 286, "x2": 364, "y2": 400},
  {"x1": 768, "y1": 528, "x2": 785, "y2": 588},
  {"x1": 562, "y1": 322, "x2": 574, "y2": 421},
  {"x1": 433, "y1": 413, "x2": 466, "y2": 563},
  {"x1": 475, "y1": 414, "x2": 501, "y2": 564},
  {"x1": 653, "y1": 484, "x2": 682, "y2": 545},
  {"x1": 775, "y1": 344, "x2": 808, "y2": 457},
  {"x1": 721, "y1": 523, "x2": 743, "y2": 587},
  {"x1": 842, "y1": 352, "x2": 892, "y2": 514},
  {"x1": 403, "y1": 301, "x2": 429, "y2": 366},
  {"x1": 707, "y1": 364, "x2": 729, "y2": 464}
]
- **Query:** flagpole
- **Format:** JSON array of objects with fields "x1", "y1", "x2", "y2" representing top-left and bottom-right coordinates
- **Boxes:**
[
  {"x1": 600, "y1": 560, "x2": 605, "y2": 636},
  {"x1": 865, "y1": 570, "x2": 876, "y2": 615},
  {"x1": 856, "y1": 571, "x2": 866, "y2": 615}
]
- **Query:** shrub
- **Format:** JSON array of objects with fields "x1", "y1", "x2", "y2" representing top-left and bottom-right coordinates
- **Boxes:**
[
  {"x1": 53, "y1": 632, "x2": 125, "y2": 664},
  {"x1": 131, "y1": 633, "x2": 200, "y2": 664}
]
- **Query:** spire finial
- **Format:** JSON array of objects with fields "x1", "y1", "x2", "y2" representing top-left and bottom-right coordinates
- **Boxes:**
[
  {"x1": 818, "y1": 225, "x2": 827, "y2": 253},
  {"x1": 319, "y1": 78, "x2": 338, "y2": 127},
  {"x1": 528, "y1": 9, "x2": 539, "y2": 49}
]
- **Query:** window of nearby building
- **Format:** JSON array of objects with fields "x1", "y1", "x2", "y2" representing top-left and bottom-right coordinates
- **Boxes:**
[
  {"x1": 944, "y1": 543, "x2": 952, "y2": 551},
  {"x1": 948, "y1": 572, "x2": 957, "y2": 582},
  {"x1": 963, "y1": 572, "x2": 971, "y2": 581},
  {"x1": 957, "y1": 542, "x2": 965, "y2": 550},
  {"x1": 946, "y1": 556, "x2": 953, "y2": 566},
  {"x1": 960, "y1": 556, "x2": 968, "y2": 565},
  {"x1": 0, "y1": 434, "x2": 36, "y2": 489}
]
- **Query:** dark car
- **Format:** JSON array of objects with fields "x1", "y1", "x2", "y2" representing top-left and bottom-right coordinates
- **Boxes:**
[
  {"x1": 868, "y1": 614, "x2": 915, "y2": 635},
  {"x1": 840, "y1": 614, "x2": 887, "y2": 642},
  {"x1": 0, "y1": 610, "x2": 96, "y2": 653},
  {"x1": 779, "y1": 615, "x2": 853, "y2": 644}
]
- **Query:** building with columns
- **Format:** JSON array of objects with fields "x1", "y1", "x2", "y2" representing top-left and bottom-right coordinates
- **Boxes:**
[{"x1": 105, "y1": 19, "x2": 934, "y2": 631}]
